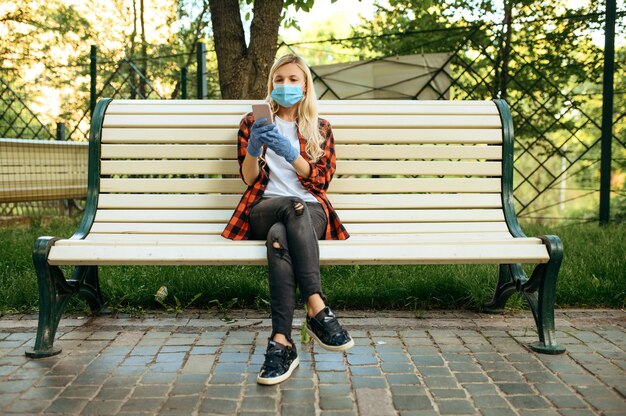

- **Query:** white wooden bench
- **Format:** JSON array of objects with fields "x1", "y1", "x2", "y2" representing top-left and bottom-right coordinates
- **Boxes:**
[
  {"x1": 27, "y1": 98, "x2": 565, "y2": 357},
  {"x1": 0, "y1": 138, "x2": 88, "y2": 203}
]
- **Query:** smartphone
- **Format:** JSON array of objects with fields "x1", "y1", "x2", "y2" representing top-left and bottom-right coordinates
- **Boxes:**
[{"x1": 252, "y1": 103, "x2": 273, "y2": 125}]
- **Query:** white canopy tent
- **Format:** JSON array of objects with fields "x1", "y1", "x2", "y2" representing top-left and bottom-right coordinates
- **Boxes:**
[{"x1": 311, "y1": 53, "x2": 452, "y2": 100}]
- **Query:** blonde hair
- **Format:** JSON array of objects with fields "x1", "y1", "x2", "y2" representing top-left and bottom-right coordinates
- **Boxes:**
[{"x1": 266, "y1": 54, "x2": 325, "y2": 162}]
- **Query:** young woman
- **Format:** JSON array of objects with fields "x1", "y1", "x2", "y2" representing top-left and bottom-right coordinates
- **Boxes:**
[{"x1": 222, "y1": 54, "x2": 353, "y2": 385}]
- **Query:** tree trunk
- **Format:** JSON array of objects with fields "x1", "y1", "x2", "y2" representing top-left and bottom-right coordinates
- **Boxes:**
[{"x1": 209, "y1": 0, "x2": 284, "y2": 99}]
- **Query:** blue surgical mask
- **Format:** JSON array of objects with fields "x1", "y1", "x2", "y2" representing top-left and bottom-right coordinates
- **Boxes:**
[{"x1": 271, "y1": 84, "x2": 304, "y2": 108}]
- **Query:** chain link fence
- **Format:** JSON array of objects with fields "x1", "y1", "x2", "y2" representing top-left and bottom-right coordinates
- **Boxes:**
[{"x1": 1, "y1": 11, "x2": 624, "y2": 222}]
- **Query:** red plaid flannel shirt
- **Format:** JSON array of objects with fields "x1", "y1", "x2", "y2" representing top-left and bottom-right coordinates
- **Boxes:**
[{"x1": 221, "y1": 112, "x2": 350, "y2": 241}]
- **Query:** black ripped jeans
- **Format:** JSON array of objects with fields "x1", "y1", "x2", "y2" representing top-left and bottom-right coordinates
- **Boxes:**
[{"x1": 249, "y1": 196, "x2": 328, "y2": 343}]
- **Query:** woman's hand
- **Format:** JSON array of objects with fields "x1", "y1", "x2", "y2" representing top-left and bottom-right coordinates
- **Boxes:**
[
  {"x1": 247, "y1": 118, "x2": 274, "y2": 157},
  {"x1": 260, "y1": 128, "x2": 300, "y2": 163}
]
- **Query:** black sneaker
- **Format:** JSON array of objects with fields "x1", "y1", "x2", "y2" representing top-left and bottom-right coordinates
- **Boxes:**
[
  {"x1": 256, "y1": 339, "x2": 300, "y2": 385},
  {"x1": 306, "y1": 306, "x2": 354, "y2": 352}
]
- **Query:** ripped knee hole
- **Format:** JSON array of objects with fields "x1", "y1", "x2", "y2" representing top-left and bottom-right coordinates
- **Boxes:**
[
  {"x1": 272, "y1": 240, "x2": 282, "y2": 249},
  {"x1": 293, "y1": 201, "x2": 305, "y2": 216}
]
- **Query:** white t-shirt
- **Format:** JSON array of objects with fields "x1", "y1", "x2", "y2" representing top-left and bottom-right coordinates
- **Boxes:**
[{"x1": 263, "y1": 116, "x2": 318, "y2": 203}]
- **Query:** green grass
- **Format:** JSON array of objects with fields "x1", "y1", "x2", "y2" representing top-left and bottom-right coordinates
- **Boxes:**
[{"x1": 0, "y1": 217, "x2": 624, "y2": 315}]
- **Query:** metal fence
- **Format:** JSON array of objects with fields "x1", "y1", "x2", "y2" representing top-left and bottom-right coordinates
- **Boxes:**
[{"x1": 0, "y1": 10, "x2": 623, "y2": 222}]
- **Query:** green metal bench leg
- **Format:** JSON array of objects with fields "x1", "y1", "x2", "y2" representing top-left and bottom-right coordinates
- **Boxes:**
[
  {"x1": 26, "y1": 237, "x2": 79, "y2": 358},
  {"x1": 483, "y1": 264, "x2": 520, "y2": 312},
  {"x1": 522, "y1": 235, "x2": 566, "y2": 354},
  {"x1": 74, "y1": 266, "x2": 106, "y2": 313},
  {"x1": 483, "y1": 236, "x2": 565, "y2": 354}
]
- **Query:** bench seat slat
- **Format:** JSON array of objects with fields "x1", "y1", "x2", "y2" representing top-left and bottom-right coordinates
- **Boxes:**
[
  {"x1": 58, "y1": 236, "x2": 533, "y2": 246},
  {"x1": 101, "y1": 128, "x2": 503, "y2": 144},
  {"x1": 99, "y1": 178, "x2": 502, "y2": 194},
  {"x1": 47, "y1": 243, "x2": 549, "y2": 266},
  {"x1": 93, "y1": 208, "x2": 505, "y2": 223},
  {"x1": 78, "y1": 232, "x2": 515, "y2": 244},
  {"x1": 88, "y1": 221, "x2": 510, "y2": 234},
  {"x1": 100, "y1": 160, "x2": 502, "y2": 176},
  {"x1": 97, "y1": 193, "x2": 503, "y2": 209},
  {"x1": 101, "y1": 144, "x2": 503, "y2": 160}
]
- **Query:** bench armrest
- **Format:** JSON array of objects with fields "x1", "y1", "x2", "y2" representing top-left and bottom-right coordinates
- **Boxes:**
[
  {"x1": 69, "y1": 98, "x2": 112, "y2": 241},
  {"x1": 495, "y1": 99, "x2": 526, "y2": 239}
]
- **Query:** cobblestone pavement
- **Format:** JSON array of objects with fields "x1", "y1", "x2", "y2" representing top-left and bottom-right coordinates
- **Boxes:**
[{"x1": 0, "y1": 309, "x2": 624, "y2": 415}]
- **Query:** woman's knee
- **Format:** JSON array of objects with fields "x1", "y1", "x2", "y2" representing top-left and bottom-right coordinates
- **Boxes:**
[
  {"x1": 290, "y1": 198, "x2": 306, "y2": 217},
  {"x1": 266, "y1": 222, "x2": 287, "y2": 251}
]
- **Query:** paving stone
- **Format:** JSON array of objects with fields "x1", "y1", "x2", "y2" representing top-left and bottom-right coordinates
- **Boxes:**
[
  {"x1": 280, "y1": 378, "x2": 314, "y2": 389},
  {"x1": 430, "y1": 388, "x2": 467, "y2": 399},
  {"x1": 0, "y1": 392, "x2": 18, "y2": 407},
  {"x1": 545, "y1": 394, "x2": 587, "y2": 408},
  {"x1": 346, "y1": 354, "x2": 377, "y2": 365},
  {"x1": 18, "y1": 385, "x2": 62, "y2": 400},
  {"x1": 316, "y1": 361, "x2": 347, "y2": 371},
  {"x1": 140, "y1": 371, "x2": 178, "y2": 385},
  {"x1": 506, "y1": 395, "x2": 551, "y2": 409},
  {"x1": 205, "y1": 385, "x2": 243, "y2": 399},
  {"x1": 120, "y1": 397, "x2": 165, "y2": 413},
  {"x1": 355, "y1": 388, "x2": 396, "y2": 413},
  {"x1": 281, "y1": 388, "x2": 316, "y2": 403},
  {"x1": 423, "y1": 376, "x2": 459, "y2": 389},
  {"x1": 411, "y1": 355, "x2": 445, "y2": 366},
  {"x1": 319, "y1": 384, "x2": 351, "y2": 397},
  {"x1": 319, "y1": 395, "x2": 355, "y2": 410},
  {"x1": 392, "y1": 394, "x2": 433, "y2": 410},
  {"x1": 497, "y1": 382, "x2": 536, "y2": 395},
  {"x1": 37, "y1": 375, "x2": 76, "y2": 387},
  {"x1": 101, "y1": 376, "x2": 138, "y2": 389},
  {"x1": 436, "y1": 399, "x2": 477, "y2": 415},
  {"x1": 387, "y1": 384, "x2": 426, "y2": 395},
  {"x1": 523, "y1": 371, "x2": 561, "y2": 383},
  {"x1": 381, "y1": 362, "x2": 414, "y2": 373},
  {"x1": 163, "y1": 395, "x2": 201, "y2": 412},
  {"x1": 379, "y1": 352, "x2": 412, "y2": 363},
  {"x1": 463, "y1": 383, "x2": 500, "y2": 396},
  {"x1": 81, "y1": 400, "x2": 124, "y2": 415},
  {"x1": 45, "y1": 398, "x2": 89, "y2": 414},
  {"x1": 351, "y1": 377, "x2": 388, "y2": 389},
  {"x1": 582, "y1": 394, "x2": 626, "y2": 412},
  {"x1": 318, "y1": 371, "x2": 350, "y2": 383},
  {"x1": 112, "y1": 365, "x2": 146, "y2": 377},
  {"x1": 487, "y1": 371, "x2": 526, "y2": 383},
  {"x1": 534, "y1": 383, "x2": 573, "y2": 396},
  {"x1": 472, "y1": 394, "x2": 511, "y2": 408},
  {"x1": 456, "y1": 372, "x2": 490, "y2": 383},
  {"x1": 2, "y1": 379, "x2": 36, "y2": 394},
  {"x1": 386, "y1": 373, "x2": 421, "y2": 385},
  {"x1": 416, "y1": 367, "x2": 452, "y2": 378},
  {"x1": 280, "y1": 403, "x2": 316, "y2": 416},
  {"x1": 240, "y1": 395, "x2": 276, "y2": 411},
  {"x1": 208, "y1": 372, "x2": 245, "y2": 384},
  {"x1": 558, "y1": 410, "x2": 598, "y2": 416},
  {"x1": 95, "y1": 387, "x2": 132, "y2": 401},
  {"x1": 350, "y1": 366, "x2": 382, "y2": 376}
]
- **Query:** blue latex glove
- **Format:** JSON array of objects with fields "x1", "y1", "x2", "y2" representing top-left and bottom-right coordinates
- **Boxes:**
[
  {"x1": 247, "y1": 118, "x2": 274, "y2": 157},
  {"x1": 260, "y1": 128, "x2": 300, "y2": 163}
]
